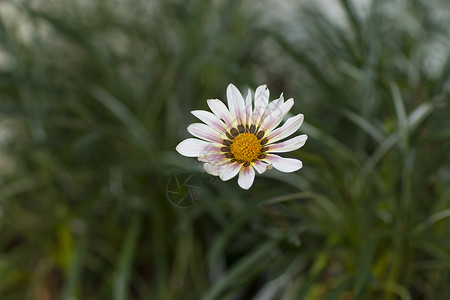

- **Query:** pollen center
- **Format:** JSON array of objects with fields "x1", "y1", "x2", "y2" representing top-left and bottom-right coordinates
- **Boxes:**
[{"x1": 230, "y1": 133, "x2": 262, "y2": 163}]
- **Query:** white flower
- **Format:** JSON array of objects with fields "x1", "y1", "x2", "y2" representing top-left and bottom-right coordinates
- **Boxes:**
[{"x1": 176, "y1": 83, "x2": 308, "y2": 190}]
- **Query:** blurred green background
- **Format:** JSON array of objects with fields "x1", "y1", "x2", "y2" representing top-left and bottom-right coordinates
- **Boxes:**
[{"x1": 1, "y1": 0, "x2": 449, "y2": 299}]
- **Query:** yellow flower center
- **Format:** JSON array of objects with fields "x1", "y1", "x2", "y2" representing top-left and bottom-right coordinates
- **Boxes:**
[{"x1": 230, "y1": 133, "x2": 262, "y2": 163}]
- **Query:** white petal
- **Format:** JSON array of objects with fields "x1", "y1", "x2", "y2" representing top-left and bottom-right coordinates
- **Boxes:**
[
  {"x1": 263, "y1": 154, "x2": 303, "y2": 173},
  {"x1": 188, "y1": 123, "x2": 224, "y2": 143},
  {"x1": 226, "y1": 84, "x2": 246, "y2": 126},
  {"x1": 238, "y1": 166, "x2": 255, "y2": 190},
  {"x1": 252, "y1": 160, "x2": 272, "y2": 174},
  {"x1": 207, "y1": 99, "x2": 234, "y2": 129},
  {"x1": 245, "y1": 89, "x2": 252, "y2": 127},
  {"x1": 259, "y1": 98, "x2": 294, "y2": 135},
  {"x1": 257, "y1": 95, "x2": 283, "y2": 128},
  {"x1": 219, "y1": 161, "x2": 243, "y2": 181},
  {"x1": 204, "y1": 162, "x2": 223, "y2": 176},
  {"x1": 202, "y1": 154, "x2": 231, "y2": 175},
  {"x1": 267, "y1": 114, "x2": 304, "y2": 143},
  {"x1": 252, "y1": 84, "x2": 269, "y2": 126},
  {"x1": 277, "y1": 93, "x2": 285, "y2": 105},
  {"x1": 191, "y1": 110, "x2": 228, "y2": 134},
  {"x1": 268, "y1": 134, "x2": 308, "y2": 153},
  {"x1": 198, "y1": 153, "x2": 228, "y2": 163},
  {"x1": 176, "y1": 138, "x2": 220, "y2": 157}
]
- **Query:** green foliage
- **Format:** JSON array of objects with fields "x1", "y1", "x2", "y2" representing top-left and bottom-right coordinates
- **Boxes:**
[{"x1": 0, "y1": 0, "x2": 449, "y2": 299}]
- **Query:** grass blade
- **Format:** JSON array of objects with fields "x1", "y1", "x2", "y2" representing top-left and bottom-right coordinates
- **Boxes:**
[
  {"x1": 113, "y1": 215, "x2": 142, "y2": 300},
  {"x1": 202, "y1": 239, "x2": 277, "y2": 300}
]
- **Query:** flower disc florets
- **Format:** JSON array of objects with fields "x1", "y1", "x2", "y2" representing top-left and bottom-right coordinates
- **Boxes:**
[{"x1": 230, "y1": 133, "x2": 261, "y2": 163}]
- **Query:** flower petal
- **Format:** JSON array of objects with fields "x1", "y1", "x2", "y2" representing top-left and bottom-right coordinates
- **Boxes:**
[
  {"x1": 263, "y1": 154, "x2": 303, "y2": 173},
  {"x1": 252, "y1": 84, "x2": 269, "y2": 126},
  {"x1": 268, "y1": 134, "x2": 308, "y2": 153},
  {"x1": 238, "y1": 166, "x2": 255, "y2": 190},
  {"x1": 203, "y1": 163, "x2": 218, "y2": 176},
  {"x1": 176, "y1": 138, "x2": 221, "y2": 157},
  {"x1": 266, "y1": 114, "x2": 304, "y2": 143},
  {"x1": 191, "y1": 110, "x2": 228, "y2": 134},
  {"x1": 202, "y1": 153, "x2": 231, "y2": 176},
  {"x1": 252, "y1": 160, "x2": 272, "y2": 174},
  {"x1": 257, "y1": 94, "x2": 283, "y2": 128},
  {"x1": 204, "y1": 162, "x2": 226, "y2": 176},
  {"x1": 226, "y1": 84, "x2": 246, "y2": 126},
  {"x1": 207, "y1": 99, "x2": 234, "y2": 129},
  {"x1": 245, "y1": 89, "x2": 252, "y2": 127},
  {"x1": 259, "y1": 98, "x2": 294, "y2": 135},
  {"x1": 219, "y1": 161, "x2": 243, "y2": 181},
  {"x1": 188, "y1": 123, "x2": 224, "y2": 143},
  {"x1": 198, "y1": 153, "x2": 228, "y2": 163}
]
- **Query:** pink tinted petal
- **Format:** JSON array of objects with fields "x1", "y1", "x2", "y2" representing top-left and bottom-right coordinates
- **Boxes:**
[
  {"x1": 252, "y1": 160, "x2": 272, "y2": 174},
  {"x1": 191, "y1": 110, "x2": 228, "y2": 134},
  {"x1": 238, "y1": 166, "x2": 255, "y2": 190},
  {"x1": 263, "y1": 154, "x2": 303, "y2": 173},
  {"x1": 198, "y1": 153, "x2": 228, "y2": 163},
  {"x1": 245, "y1": 89, "x2": 252, "y2": 127},
  {"x1": 261, "y1": 93, "x2": 284, "y2": 123},
  {"x1": 176, "y1": 138, "x2": 220, "y2": 157},
  {"x1": 259, "y1": 98, "x2": 294, "y2": 135},
  {"x1": 203, "y1": 156, "x2": 231, "y2": 175},
  {"x1": 257, "y1": 96, "x2": 282, "y2": 128},
  {"x1": 207, "y1": 99, "x2": 234, "y2": 129},
  {"x1": 187, "y1": 123, "x2": 224, "y2": 143},
  {"x1": 203, "y1": 154, "x2": 231, "y2": 176},
  {"x1": 204, "y1": 163, "x2": 221, "y2": 176},
  {"x1": 219, "y1": 161, "x2": 243, "y2": 181},
  {"x1": 268, "y1": 134, "x2": 308, "y2": 153},
  {"x1": 226, "y1": 84, "x2": 246, "y2": 126},
  {"x1": 266, "y1": 114, "x2": 304, "y2": 143},
  {"x1": 252, "y1": 84, "x2": 269, "y2": 126}
]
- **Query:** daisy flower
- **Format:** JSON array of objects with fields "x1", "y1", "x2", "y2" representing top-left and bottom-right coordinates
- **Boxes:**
[{"x1": 176, "y1": 83, "x2": 307, "y2": 190}]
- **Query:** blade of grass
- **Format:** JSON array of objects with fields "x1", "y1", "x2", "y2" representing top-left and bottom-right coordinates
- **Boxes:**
[
  {"x1": 22, "y1": 5, "x2": 97, "y2": 55},
  {"x1": 366, "y1": 101, "x2": 435, "y2": 171},
  {"x1": 91, "y1": 86, "x2": 151, "y2": 148},
  {"x1": 206, "y1": 197, "x2": 262, "y2": 271},
  {"x1": 391, "y1": 84, "x2": 409, "y2": 153},
  {"x1": 354, "y1": 238, "x2": 376, "y2": 299},
  {"x1": 378, "y1": 281, "x2": 412, "y2": 300},
  {"x1": 0, "y1": 175, "x2": 48, "y2": 202},
  {"x1": 59, "y1": 224, "x2": 87, "y2": 300},
  {"x1": 201, "y1": 239, "x2": 278, "y2": 300},
  {"x1": 338, "y1": 108, "x2": 385, "y2": 143},
  {"x1": 412, "y1": 208, "x2": 450, "y2": 234},
  {"x1": 113, "y1": 215, "x2": 142, "y2": 300},
  {"x1": 323, "y1": 278, "x2": 352, "y2": 300},
  {"x1": 269, "y1": 32, "x2": 341, "y2": 98},
  {"x1": 337, "y1": 0, "x2": 363, "y2": 48}
]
